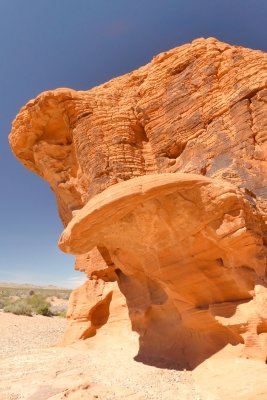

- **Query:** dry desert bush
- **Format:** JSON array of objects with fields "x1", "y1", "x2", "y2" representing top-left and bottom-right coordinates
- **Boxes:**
[{"x1": 0, "y1": 286, "x2": 71, "y2": 317}]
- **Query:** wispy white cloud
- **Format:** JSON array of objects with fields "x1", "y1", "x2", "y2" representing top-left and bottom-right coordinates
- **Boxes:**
[{"x1": 61, "y1": 274, "x2": 86, "y2": 289}]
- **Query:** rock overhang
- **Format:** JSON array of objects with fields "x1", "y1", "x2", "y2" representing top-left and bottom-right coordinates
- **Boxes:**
[
  {"x1": 8, "y1": 37, "x2": 267, "y2": 367},
  {"x1": 58, "y1": 172, "x2": 266, "y2": 297}
]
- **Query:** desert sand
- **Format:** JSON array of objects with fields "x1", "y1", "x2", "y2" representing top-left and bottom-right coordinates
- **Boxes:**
[{"x1": 0, "y1": 312, "x2": 204, "y2": 400}]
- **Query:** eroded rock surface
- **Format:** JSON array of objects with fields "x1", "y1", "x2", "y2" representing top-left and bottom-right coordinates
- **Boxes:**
[
  {"x1": 9, "y1": 37, "x2": 267, "y2": 368},
  {"x1": 59, "y1": 173, "x2": 267, "y2": 367}
]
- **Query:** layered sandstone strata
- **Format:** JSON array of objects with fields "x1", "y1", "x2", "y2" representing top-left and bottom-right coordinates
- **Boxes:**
[{"x1": 9, "y1": 37, "x2": 267, "y2": 367}]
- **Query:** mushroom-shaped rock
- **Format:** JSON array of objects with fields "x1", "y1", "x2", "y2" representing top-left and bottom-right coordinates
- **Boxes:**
[
  {"x1": 59, "y1": 173, "x2": 267, "y2": 368},
  {"x1": 9, "y1": 37, "x2": 267, "y2": 368}
]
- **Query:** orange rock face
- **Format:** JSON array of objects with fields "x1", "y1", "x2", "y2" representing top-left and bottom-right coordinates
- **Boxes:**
[
  {"x1": 61, "y1": 278, "x2": 126, "y2": 345},
  {"x1": 9, "y1": 37, "x2": 267, "y2": 368}
]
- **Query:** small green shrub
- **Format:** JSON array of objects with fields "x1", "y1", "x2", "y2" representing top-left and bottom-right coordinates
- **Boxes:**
[
  {"x1": 4, "y1": 302, "x2": 33, "y2": 316},
  {"x1": 0, "y1": 298, "x2": 10, "y2": 309},
  {"x1": 0, "y1": 288, "x2": 68, "y2": 317},
  {"x1": 36, "y1": 304, "x2": 52, "y2": 316},
  {"x1": 26, "y1": 294, "x2": 53, "y2": 316},
  {"x1": 26, "y1": 294, "x2": 48, "y2": 309},
  {"x1": 3, "y1": 294, "x2": 53, "y2": 317}
]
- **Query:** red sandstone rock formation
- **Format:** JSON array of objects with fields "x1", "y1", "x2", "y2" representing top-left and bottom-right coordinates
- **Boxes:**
[{"x1": 9, "y1": 37, "x2": 267, "y2": 368}]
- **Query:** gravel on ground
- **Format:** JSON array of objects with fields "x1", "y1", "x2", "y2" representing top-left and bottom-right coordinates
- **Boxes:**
[
  {"x1": 0, "y1": 311, "x2": 204, "y2": 400},
  {"x1": 0, "y1": 311, "x2": 66, "y2": 359}
]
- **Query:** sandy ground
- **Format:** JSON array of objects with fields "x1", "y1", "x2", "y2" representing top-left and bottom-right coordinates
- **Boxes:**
[
  {"x1": 0, "y1": 312, "x2": 204, "y2": 400},
  {"x1": 0, "y1": 311, "x2": 66, "y2": 359},
  {"x1": 0, "y1": 311, "x2": 266, "y2": 400}
]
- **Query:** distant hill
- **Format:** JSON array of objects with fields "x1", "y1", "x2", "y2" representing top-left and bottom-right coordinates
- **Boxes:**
[{"x1": 0, "y1": 282, "x2": 70, "y2": 290}]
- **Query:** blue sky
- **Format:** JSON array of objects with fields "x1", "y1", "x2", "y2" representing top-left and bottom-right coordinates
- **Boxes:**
[{"x1": 0, "y1": 0, "x2": 266, "y2": 288}]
